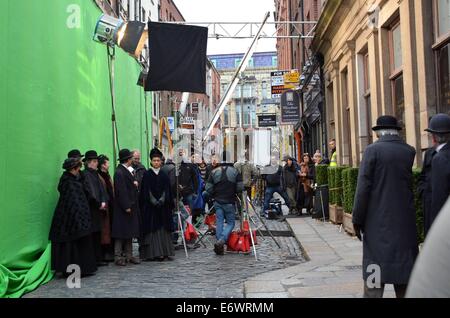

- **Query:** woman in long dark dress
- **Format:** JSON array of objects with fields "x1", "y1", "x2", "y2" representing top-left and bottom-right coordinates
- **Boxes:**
[
  {"x1": 139, "y1": 148, "x2": 175, "y2": 261},
  {"x1": 49, "y1": 158, "x2": 97, "y2": 277}
]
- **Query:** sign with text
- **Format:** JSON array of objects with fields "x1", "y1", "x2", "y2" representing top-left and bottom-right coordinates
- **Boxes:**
[
  {"x1": 280, "y1": 90, "x2": 301, "y2": 124},
  {"x1": 271, "y1": 70, "x2": 289, "y2": 99},
  {"x1": 283, "y1": 70, "x2": 300, "y2": 84},
  {"x1": 191, "y1": 102, "x2": 199, "y2": 114},
  {"x1": 258, "y1": 114, "x2": 277, "y2": 127}
]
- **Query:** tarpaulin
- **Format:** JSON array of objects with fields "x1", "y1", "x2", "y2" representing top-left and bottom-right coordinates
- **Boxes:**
[{"x1": 0, "y1": 0, "x2": 151, "y2": 297}]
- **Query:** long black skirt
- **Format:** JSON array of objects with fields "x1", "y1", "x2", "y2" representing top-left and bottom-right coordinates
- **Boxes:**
[
  {"x1": 139, "y1": 228, "x2": 175, "y2": 260},
  {"x1": 51, "y1": 235, "x2": 98, "y2": 276}
]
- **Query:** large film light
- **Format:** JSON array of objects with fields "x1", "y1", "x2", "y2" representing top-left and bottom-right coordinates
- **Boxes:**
[{"x1": 94, "y1": 14, "x2": 147, "y2": 58}]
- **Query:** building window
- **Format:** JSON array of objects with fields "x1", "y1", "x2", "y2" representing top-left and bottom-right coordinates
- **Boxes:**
[
  {"x1": 341, "y1": 69, "x2": 352, "y2": 166},
  {"x1": 434, "y1": 0, "x2": 450, "y2": 114},
  {"x1": 363, "y1": 52, "x2": 373, "y2": 144},
  {"x1": 389, "y1": 19, "x2": 406, "y2": 137},
  {"x1": 436, "y1": 44, "x2": 450, "y2": 114},
  {"x1": 390, "y1": 21, "x2": 403, "y2": 74},
  {"x1": 435, "y1": 0, "x2": 450, "y2": 38}
]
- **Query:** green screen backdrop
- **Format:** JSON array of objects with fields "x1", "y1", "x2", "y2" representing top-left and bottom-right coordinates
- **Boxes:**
[{"x1": 0, "y1": 0, "x2": 151, "y2": 297}]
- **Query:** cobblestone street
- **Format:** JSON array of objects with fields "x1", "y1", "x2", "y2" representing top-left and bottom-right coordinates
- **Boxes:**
[{"x1": 24, "y1": 216, "x2": 305, "y2": 298}]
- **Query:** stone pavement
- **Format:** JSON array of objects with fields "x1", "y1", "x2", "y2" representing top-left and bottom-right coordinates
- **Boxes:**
[
  {"x1": 244, "y1": 217, "x2": 395, "y2": 298},
  {"x1": 24, "y1": 218, "x2": 304, "y2": 298}
]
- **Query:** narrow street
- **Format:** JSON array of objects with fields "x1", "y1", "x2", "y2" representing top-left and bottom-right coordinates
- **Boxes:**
[{"x1": 24, "y1": 217, "x2": 305, "y2": 298}]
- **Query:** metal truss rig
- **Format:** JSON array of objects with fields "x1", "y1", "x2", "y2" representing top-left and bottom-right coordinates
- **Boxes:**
[{"x1": 165, "y1": 21, "x2": 317, "y2": 39}]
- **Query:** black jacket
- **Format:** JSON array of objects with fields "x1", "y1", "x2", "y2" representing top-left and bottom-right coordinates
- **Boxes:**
[
  {"x1": 204, "y1": 164, "x2": 244, "y2": 204},
  {"x1": 112, "y1": 164, "x2": 140, "y2": 239},
  {"x1": 49, "y1": 172, "x2": 92, "y2": 242},
  {"x1": 430, "y1": 143, "x2": 450, "y2": 229},
  {"x1": 178, "y1": 162, "x2": 199, "y2": 197},
  {"x1": 283, "y1": 164, "x2": 298, "y2": 188},
  {"x1": 139, "y1": 169, "x2": 174, "y2": 235},
  {"x1": 352, "y1": 135, "x2": 418, "y2": 284},
  {"x1": 418, "y1": 147, "x2": 436, "y2": 236},
  {"x1": 161, "y1": 160, "x2": 177, "y2": 195},
  {"x1": 83, "y1": 167, "x2": 108, "y2": 232},
  {"x1": 263, "y1": 165, "x2": 283, "y2": 187},
  {"x1": 133, "y1": 162, "x2": 146, "y2": 191}
]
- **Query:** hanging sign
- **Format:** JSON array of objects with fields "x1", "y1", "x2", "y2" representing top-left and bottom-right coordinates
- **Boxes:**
[{"x1": 280, "y1": 90, "x2": 301, "y2": 124}]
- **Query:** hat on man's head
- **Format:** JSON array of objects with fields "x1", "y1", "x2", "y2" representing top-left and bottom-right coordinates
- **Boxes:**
[
  {"x1": 150, "y1": 148, "x2": 163, "y2": 159},
  {"x1": 98, "y1": 154, "x2": 109, "y2": 166},
  {"x1": 118, "y1": 149, "x2": 133, "y2": 162},
  {"x1": 67, "y1": 149, "x2": 84, "y2": 159},
  {"x1": 372, "y1": 115, "x2": 402, "y2": 131},
  {"x1": 82, "y1": 150, "x2": 99, "y2": 162},
  {"x1": 63, "y1": 158, "x2": 82, "y2": 171},
  {"x1": 425, "y1": 113, "x2": 450, "y2": 134}
]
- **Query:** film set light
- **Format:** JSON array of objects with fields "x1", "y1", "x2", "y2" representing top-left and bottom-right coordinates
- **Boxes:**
[{"x1": 93, "y1": 14, "x2": 148, "y2": 58}]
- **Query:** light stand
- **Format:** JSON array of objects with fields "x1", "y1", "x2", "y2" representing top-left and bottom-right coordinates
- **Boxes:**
[{"x1": 107, "y1": 44, "x2": 120, "y2": 170}]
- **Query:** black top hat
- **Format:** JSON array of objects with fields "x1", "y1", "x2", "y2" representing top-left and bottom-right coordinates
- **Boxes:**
[
  {"x1": 82, "y1": 150, "x2": 99, "y2": 162},
  {"x1": 118, "y1": 149, "x2": 133, "y2": 162},
  {"x1": 425, "y1": 113, "x2": 450, "y2": 134},
  {"x1": 372, "y1": 115, "x2": 402, "y2": 131},
  {"x1": 63, "y1": 158, "x2": 82, "y2": 171},
  {"x1": 149, "y1": 148, "x2": 163, "y2": 159},
  {"x1": 67, "y1": 149, "x2": 84, "y2": 159}
]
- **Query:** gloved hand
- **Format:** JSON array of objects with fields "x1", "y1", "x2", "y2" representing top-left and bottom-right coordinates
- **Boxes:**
[{"x1": 353, "y1": 223, "x2": 363, "y2": 241}]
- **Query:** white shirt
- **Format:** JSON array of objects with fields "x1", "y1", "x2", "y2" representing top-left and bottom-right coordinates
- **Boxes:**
[
  {"x1": 436, "y1": 142, "x2": 447, "y2": 153},
  {"x1": 151, "y1": 167, "x2": 160, "y2": 175},
  {"x1": 121, "y1": 164, "x2": 134, "y2": 175}
]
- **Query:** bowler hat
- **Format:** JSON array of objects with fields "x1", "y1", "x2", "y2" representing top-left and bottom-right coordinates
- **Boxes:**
[
  {"x1": 82, "y1": 150, "x2": 99, "y2": 162},
  {"x1": 63, "y1": 158, "x2": 82, "y2": 170},
  {"x1": 67, "y1": 149, "x2": 84, "y2": 159},
  {"x1": 118, "y1": 149, "x2": 133, "y2": 162},
  {"x1": 425, "y1": 113, "x2": 450, "y2": 134},
  {"x1": 372, "y1": 115, "x2": 402, "y2": 131}
]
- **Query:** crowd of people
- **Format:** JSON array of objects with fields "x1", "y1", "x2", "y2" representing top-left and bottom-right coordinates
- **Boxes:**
[{"x1": 47, "y1": 113, "x2": 450, "y2": 297}]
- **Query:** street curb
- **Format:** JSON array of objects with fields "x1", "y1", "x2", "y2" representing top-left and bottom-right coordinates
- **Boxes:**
[{"x1": 285, "y1": 217, "x2": 311, "y2": 262}]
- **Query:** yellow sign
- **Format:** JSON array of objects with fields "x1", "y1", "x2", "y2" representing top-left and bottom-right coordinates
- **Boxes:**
[
  {"x1": 284, "y1": 83, "x2": 296, "y2": 90},
  {"x1": 284, "y1": 71, "x2": 300, "y2": 83}
]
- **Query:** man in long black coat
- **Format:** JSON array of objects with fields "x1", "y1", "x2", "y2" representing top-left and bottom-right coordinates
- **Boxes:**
[
  {"x1": 82, "y1": 150, "x2": 108, "y2": 266},
  {"x1": 112, "y1": 149, "x2": 141, "y2": 266},
  {"x1": 352, "y1": 116, "x2": 418, "y2": 298},
  {"x1": 426, "y1": 113, "x2": 450, "y2": 232},
  {"x1": 417, "y1": 145, "x2": 436, "y2": 237}
]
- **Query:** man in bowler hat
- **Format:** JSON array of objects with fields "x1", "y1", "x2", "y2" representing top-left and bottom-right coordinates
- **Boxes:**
[
  {"x1": 112, "y1": 149, "x2": 141, "y2": 266},
  {"x1": 352, "y1": 115, "x2": 418, "y2": 298},
  {"x1": 425, "y1": 113, "x2": 450, "y2": 232}
]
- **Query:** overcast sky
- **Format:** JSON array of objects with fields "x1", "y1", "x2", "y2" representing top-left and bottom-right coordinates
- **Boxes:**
[{"x1": 173, "y1": 0, "x2": 277, "y2": 55}]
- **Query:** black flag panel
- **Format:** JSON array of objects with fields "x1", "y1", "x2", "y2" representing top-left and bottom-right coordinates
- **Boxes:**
[{"x1": 145, "y1": 22, "x2": 208, "y2": 93}]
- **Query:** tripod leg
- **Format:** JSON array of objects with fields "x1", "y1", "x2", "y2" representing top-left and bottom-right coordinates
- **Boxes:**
[
  {"x1": 247, "y1": 196, "x2": 281, "y2": 249},
  {"x1": 320, "y1": 189, "x2": 326, "y2": 222},
  {"x1": 177, "y1": 211, "x2": 188, "y2": 258}
]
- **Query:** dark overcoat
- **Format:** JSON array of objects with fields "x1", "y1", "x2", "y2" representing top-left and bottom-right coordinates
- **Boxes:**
[
  {"x1": 83, "y1": 168, "x2": 108, "y2": 233},
  {"x1": 112, "y1": 164, "x2": 140, "y2": 239},
  {"x1": 139, "y1": 169, "x2": 174, "y2": 235},
  {"x1": 49, "y1": 172, "x2": 92, "y2": 242},
  {"x1": 352, "y1": 135, "x2": 418, "y2": 284},
  {"x1": 430, "y1": 143, "x2": 450, "y2": 228},
  {"x1": 417, "y1": 147, "x2": 436, "y2": 236}
]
